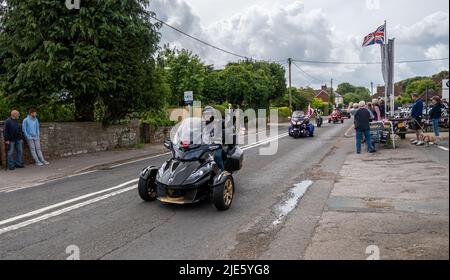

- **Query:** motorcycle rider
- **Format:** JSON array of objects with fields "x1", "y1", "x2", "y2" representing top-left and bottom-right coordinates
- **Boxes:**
[{"x1": 202, "y1": 106, "x2": 225, "y2": 171}]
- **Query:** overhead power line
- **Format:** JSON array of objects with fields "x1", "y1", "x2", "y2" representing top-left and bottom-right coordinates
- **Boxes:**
[
  {"x1": 150, "y1": 15, "x2": 250, "y2": 60},
  {"x1": 292, "y1": 57, "x2": 449, "y2": 65},
  {"x1": 292, "y1": 61, "x2": 326, "y2": 84}
]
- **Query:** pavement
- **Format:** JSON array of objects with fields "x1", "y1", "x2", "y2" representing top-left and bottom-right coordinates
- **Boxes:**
[
  {"x1": 302, "y1": 139, "x2": 449, "y2": 260},
  {"x1": 0, "y1": 144, "x2": 168, "y2": 193},
  {"x1": 0, "y1": 120, "x2": 448, "y2": 260}
]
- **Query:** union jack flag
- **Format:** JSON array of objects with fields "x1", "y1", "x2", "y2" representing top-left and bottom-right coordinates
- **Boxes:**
[{"x1": 362, "y1": 24, "x2": 385, "y2": 47}]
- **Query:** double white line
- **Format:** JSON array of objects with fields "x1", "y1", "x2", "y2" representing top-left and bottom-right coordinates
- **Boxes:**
[
  {"x1": 0, "y1": 180, "x2": 139, "y2": 235},
  {"x1": 0, "y1": 132, "x2": 289, "y2": 235}
]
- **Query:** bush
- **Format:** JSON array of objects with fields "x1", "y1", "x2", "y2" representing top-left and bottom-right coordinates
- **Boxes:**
[
  {"x1": 0, "y1": 94, "x2": 75, "y2": 122},
  {"x1": 0, "y1": 92, "x2": 11, "y2": 121},
  {"x1": 213, "y1": 103, "x2": 230, "y2": 117},
  {"x1": 36, "y1": 101, "x2": 76, "y2": 122},
  {"x1": 140, "y1": 110, "x2": 176, "y2": 127},
  {"x1": 271, "y1": 107, "x2": 291, "y2": 118}
]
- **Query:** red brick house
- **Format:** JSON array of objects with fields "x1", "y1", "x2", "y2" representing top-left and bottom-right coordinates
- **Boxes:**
[
  {"x1": 374, "y1": 85, "x2": 403, "y2": 99},
  {"x1": 315, "y1": 85, "x2": 330, "y2": 102}
]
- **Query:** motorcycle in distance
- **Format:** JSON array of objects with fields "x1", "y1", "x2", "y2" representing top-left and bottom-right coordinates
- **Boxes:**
[
  {"x1": 389, "y1": 115, "x2": 408, "y2": 140},
  {"x1": 288, "y1": 111, "x2": 315, "y2": 138},
  {"x1": 138, "y1": 118, "x2": 243, "y2": 211},
  {"x1": 315, "y1": 109, "x2": 324, "y2": 128},
  {"x1": 328, "y1": 108, "x2": 344, "y2": 124}
]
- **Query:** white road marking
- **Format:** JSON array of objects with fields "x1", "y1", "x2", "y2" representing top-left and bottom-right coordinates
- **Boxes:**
[
  {"x1": 437, "y1": 145, "x2": 449, "y2": 151},
  {"x1": 109, "y1": 152, "x2": 172, "y2": 168},
  {"x1": 1, "y1": 170, "x2": 99, "y2": 193},
  {"x1": 272, "y1": 180, "x2": 313, "y2": 226},
  {"x1": 0, "y1": 179, "x2": 138, "y2": 227},
  {"x1": 344, "y1": 125, "x2": 355, "y2": 138},
  {"x1": 242, "y1": 133, "x2": 289, "y2": 151},
  {"x1": 0, "y1": 185, "x2": 137, "y2": 236}
]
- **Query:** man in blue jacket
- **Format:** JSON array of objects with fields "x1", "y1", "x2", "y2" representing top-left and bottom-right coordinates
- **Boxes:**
[
  {"x1": 3, "y1": 110, "x2": 24, "y2": 170},
  {"x1": 410, "y1": 93, "x2": 424, "y2": 146},
  {"x1": 22, "y1": 108, "x2": 49, "y2": 166}
]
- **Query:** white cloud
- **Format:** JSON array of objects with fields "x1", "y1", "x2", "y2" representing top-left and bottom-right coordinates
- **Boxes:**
[{"x1": 150, "y1": 0, "x2": 449, "y2": 88}]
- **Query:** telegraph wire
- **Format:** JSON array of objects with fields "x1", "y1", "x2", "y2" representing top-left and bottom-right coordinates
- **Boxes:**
[
  {"x1": 149, "y1": 15, "x2": 250, "y2": 60},
  {"x1": 292, "y1": 57, "x2": 449, "y2": 65}
]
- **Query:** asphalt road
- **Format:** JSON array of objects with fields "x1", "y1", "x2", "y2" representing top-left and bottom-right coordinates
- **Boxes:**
[{"x1": 0, "y1": 121, "x2": 353, "y2": 260}]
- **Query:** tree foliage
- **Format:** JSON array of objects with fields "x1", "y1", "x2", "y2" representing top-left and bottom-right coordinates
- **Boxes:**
[{"x1": 0, "y1": 0, "x2": 165, "y2": 123}]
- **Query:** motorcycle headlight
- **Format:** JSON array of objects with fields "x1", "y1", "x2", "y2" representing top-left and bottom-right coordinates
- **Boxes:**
[{"x1": 187, "y1": 166, "x2": 209, "y2": 181}]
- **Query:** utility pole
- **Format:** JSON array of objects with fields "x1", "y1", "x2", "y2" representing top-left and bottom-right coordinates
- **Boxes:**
[
  {"x1": 371, "y1": 82, "x2": 374, "y2": 96},
  {"x1": 288, "y1": 58, "x2": 292, "y2": 114},
  {"x1": 330, "y1": 78, "x2": 334, "y2": 109},
  {"x1": 426, "y1": 86, "x2": 429, "y2": 119}
]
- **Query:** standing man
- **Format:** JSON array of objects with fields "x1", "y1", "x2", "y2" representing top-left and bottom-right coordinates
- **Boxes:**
[
  {"x1": 429, "y1": 96, "x2": 443, "y2": 138},
  {"x1": 378, "y1": 98, "x2": 386, "y2": 119},
  {"x1": 3, "y1": 110, "x2": 24, "y2": 170},
  {"x1": 410, "y1": 93, "x2": 424, "y2": 146},
  {"x1": 354, "y1": 101, "x2": 376, "y2": 154},
  {"x1": 22, "y1": 108, "x2": 49, "y2": 166}
]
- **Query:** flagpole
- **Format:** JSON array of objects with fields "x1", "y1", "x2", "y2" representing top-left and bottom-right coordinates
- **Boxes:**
[{"x1": 384, "y1": 20, "x2": 388, "y2": 116}]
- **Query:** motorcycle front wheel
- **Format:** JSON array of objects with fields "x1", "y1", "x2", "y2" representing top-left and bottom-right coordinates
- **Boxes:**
[{"x1": 213, "y1": 177, "x2": 235, "y2": 211}]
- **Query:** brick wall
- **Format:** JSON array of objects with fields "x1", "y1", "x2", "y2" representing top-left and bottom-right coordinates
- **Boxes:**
[{"x1": 0, "y1": 120, "x2": 143, "y2": 167}]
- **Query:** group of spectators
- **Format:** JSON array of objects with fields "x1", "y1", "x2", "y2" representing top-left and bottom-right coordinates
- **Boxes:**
[
  {"x1": 410, "y1": 93, "x2": 444, "y2": 146},
  {"x1": 349, "y1": 98, "x2": 386, "y2": 122},
  {"x1": 349, "y1": 94, "x2": 446, "y2": 154},
  {"x1": 3, "y1": 109, "x2": 49, "y2": 171}
]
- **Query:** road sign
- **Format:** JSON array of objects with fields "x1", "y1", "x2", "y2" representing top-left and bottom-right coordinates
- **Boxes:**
[
  {"x1": 443, "y1": 79, "x2": 449, "y2": 100},
  {"x1": 184, "y1": 91, "x2": 193, "y2": 105}
]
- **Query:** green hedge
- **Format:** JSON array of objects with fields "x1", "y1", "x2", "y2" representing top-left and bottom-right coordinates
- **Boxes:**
[
  {"x1": 271, "y1": 107, "x2": 291, "y2": 118},
  {"x1": 0, "y1": 94, "x2": 76, "y2": 122}
]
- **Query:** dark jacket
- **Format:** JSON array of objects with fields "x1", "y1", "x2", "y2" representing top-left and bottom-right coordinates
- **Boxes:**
[
  {"x1": 429, "y1": 103, "x2": 443, "y2": 120},
  {"x1": 379, "y1": 104, "x2": 386, "y2": 118},
  {"x1": 411, "y1": 99, "x2": 424, "y2": 119},
  {"x1": 3, "y1": 117, "x2": 22, "y2": 142},
  {"x1": 354, "y1": 108, "x2": 371, "y2": 131}
]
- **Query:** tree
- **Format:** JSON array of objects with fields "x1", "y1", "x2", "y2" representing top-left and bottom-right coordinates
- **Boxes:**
[
  {"x1": 0, "y1": 0, "x2": 162, "y2": 123},
  {"x1": 311, "y1": 97, "x2": 325, "y2": 111},
  {"x1": 336, "y1": 83, "x2": 356, "y2": 96},
  {"x1": 405, "y1": 79, "x2": 437, "y2": 98},
  {"x1": 160, "y1": 46, "x2": 209, "y2": 106}
]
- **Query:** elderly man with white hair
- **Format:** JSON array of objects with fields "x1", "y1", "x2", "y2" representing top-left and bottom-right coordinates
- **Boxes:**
[{"x1": 354, "y1": 101, "x2": 376, "y2": 154}]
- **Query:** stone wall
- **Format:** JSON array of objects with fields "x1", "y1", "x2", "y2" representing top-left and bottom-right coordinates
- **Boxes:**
[
  {"x1": 0, "y1": 120, "x2": 142, "y2": 167},
  {"x1": 140, "y1": 124, "x2": 172, "y2": 144}
]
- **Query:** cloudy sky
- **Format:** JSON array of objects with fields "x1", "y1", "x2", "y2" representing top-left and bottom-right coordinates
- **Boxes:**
[{"x1": 149, "y1": 0, "x2": 449, "y2": 89}]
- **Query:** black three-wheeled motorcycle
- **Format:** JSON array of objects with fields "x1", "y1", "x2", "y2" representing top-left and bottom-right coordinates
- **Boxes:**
[{"x1": 138, "y1": 118, "x2": 243, "y2": 211}]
